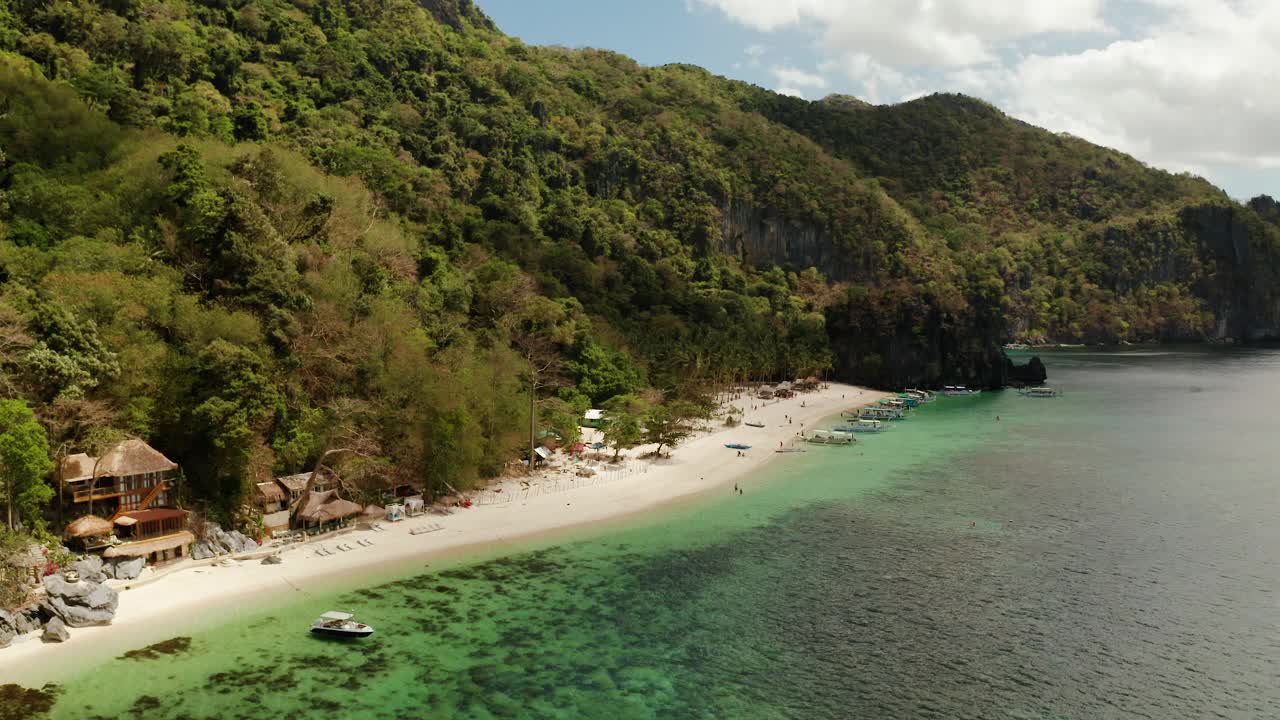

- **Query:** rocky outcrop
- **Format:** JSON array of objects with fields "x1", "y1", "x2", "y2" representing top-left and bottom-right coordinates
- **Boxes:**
[
  {"x1": 1180, "y1": 204, "x2": 1280, "y2": 342},
  {"x1": 261, "y1": 554, "x2": 283, "y2": 565},
  {"x1": 104, "y1": 557, "x2": 145, "y2": 581},
  {"x1": 14, "y1": 607, "x2": 41, "y2": 635},
  {"x1": 1006, "y1": 356, "x2": 1048, "y2": 387},
  {"x1": 73, "y1": 555, "x2": 106, "y2": 583},
  {"x1": 41, "y1": 617, "x2": 69, "y2": 643},
  {"x1": 0, "y1": 610, "x2": 15, "y2": 648},
  {"x1": 41, "y1": 575, "x2": 118, "y2": 627},
  {"x1": 417, "y1": 0, "x2": 496, "y2": 31},
  {"x1": 718, "y1": 199, "x2": 864, "y2": 282},
  {"x1": 192, "y1": 525, "x2": 259, "y2": 560}
]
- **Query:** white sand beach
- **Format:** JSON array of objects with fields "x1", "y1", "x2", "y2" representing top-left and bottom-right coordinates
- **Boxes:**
[{"x1": 2, "y1": 383, "x2": 888, "y2": 684}]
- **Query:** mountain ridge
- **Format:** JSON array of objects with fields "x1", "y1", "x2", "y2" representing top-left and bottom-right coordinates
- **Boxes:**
[{"x1": 1, "y1": 0, "x2": 1279, "y2": 520}]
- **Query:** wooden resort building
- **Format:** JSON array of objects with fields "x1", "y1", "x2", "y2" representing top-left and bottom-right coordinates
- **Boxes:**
[
  {"x1": 274, "y1": 468, "x2": 337, "y2": 504},
  {"x1": 61, "y1": 439, "x2": 178, "y2": 519},
  {"x1": 61, "y1": 440, "x2": 193, "y2": 565}
]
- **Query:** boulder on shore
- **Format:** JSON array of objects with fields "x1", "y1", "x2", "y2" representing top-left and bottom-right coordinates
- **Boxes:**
[
  {"x1": 41, "y1": 617, "x2": 70, "y2": 643},
  {"x1": 41, "y1": 574, "x2": 118, "y2": 628},
  {"x1": 193, "y1": 524, "x2": 260, "y2": 559},
  {"x1": 73, "y1": 555, "x2": 106, "y2": 583},
  {"x1": 0, "y1": 610, "x2": 15, "y2": 648},
  {"x1": 110, "y1": 557, "x2": 146, "y2": 581},
  {"x1": 15, "y1": 607, "x2": 42, "y2": 635}
]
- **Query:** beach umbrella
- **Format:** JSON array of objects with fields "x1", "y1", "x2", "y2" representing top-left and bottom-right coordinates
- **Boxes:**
[{"x1": 64, "y1": 515, "x2": 113, "y2": 539}]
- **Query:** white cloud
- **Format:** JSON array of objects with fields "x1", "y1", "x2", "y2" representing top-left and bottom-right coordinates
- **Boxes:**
[
  {"x1": 698, "y1": 0, "x2": 1109, "y2": 67},
  {"x1": 701, "y1": 0, "x2": 1280, "y2": 196},
  {"x1": 770, "y1": 65, "x2": 827, "y2": 89},
  {"x1": 767, "y1": 65, "x2": 828, "y2": 99},
  {"x1": 1002, "y1": 1, "x2": 1280, "y2": 183}
]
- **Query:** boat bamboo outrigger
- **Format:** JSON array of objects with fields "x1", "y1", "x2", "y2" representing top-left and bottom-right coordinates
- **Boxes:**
[
  {"x1": 833, "y1": 419, "x2": 887, "y2": 434},
  {"x1": 942, "y1": 385, "x2": 980, "y2": 396},
  {"x1": 854, "y1": 406, "x2": 903, "y2": 420},
  {"x1": 1018, "y1": 386, "x2": 1061, "y2": 398},
  {"x1": 804, "y1": 430, "x2": 855, "y2": 446}
]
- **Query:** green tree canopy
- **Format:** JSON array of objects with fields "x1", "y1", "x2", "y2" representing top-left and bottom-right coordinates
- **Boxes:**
[{"x1": 0, "y1": 399, "x2": 54, "y2": 532}]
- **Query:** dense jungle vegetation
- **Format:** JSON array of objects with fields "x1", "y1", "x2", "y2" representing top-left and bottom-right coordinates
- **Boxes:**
[{"x1": 1, "y1": 0, "x2": 1278, "y2": 530}]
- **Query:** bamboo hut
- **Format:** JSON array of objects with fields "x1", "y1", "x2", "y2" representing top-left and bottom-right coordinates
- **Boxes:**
[
  {"x1": 292, "y1": 489, "x2": 362, "y2": 531},
  {"x1": 65, "y1": 515, "x2": 114, "y2": 549}
]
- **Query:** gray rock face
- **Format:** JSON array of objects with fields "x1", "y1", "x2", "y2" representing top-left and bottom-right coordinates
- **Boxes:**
[
  {"x1": 192, "y1": 524, "x2": 259, "y2": 559},
  {"x1": 15, "y1": 608, "x2": 42, "y2": 635},
  {"x1": 0, "y1": 610, "x2": 15, "y2": 648},
  {"x1": 111, "y1": 557, "x2": 145, "y2": 580},
  {"x1": 41, "y1": 574, "x2": 118, "y2": 628},
  {"x1": 73, "y1": 555, "x2": 106, "y2": 583},
  {"x1": 191, "y1": 541, "x2": 216, "y2": 560},
  {"x1": 42, "y1": 574, "x2": 92, "y2": 600},
  {"x1": 42, "y1": 617, "x2": 70, "y2": 643}
]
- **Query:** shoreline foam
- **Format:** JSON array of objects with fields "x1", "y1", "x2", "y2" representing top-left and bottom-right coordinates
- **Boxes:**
[{"x1": 2, "y1": 383, "x2": 888, "y2": 685}]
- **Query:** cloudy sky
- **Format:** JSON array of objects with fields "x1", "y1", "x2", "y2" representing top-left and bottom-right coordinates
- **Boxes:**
[{"x1": 481, "y1": 0, "x2": 1278, "y2": 200}]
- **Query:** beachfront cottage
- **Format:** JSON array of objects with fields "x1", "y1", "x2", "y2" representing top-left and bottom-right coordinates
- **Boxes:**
[
  {"x1": 582, "y1": 409, "x2": 605, "y2": 428},
  {"x1": 61, "y1": 439, "x2": 179, "y2": 520},
  {"x1": 275, "y1": 468, "x2": 337, "y2": 503},
  {"x1": 292, "y1": 489, "x2": 362, "y2": 532},
  {"x1": 103, "y1": 508, "x2": 194, "y2": 565},
  {"x1": 253, "y1": 481, "x2": 288, "y2": 514}
]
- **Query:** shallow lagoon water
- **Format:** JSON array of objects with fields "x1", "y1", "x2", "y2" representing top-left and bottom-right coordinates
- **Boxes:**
[{"x1": 17, "y1": 348, "x2": 1280, "y2": 719}]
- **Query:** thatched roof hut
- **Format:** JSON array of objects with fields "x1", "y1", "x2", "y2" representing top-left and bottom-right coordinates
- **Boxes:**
[
  {"x1": 292, "y1": 489, "x2": 362, "y2": 525},
  {"x1": 65, "y1": 515, "x2": 113, "y2": 539},
  {"x1": 61, "y1": 439, "x2": 177, "y2": 483},
  {"x1": 362, "y1": 505, "x2": 386, "y2": 519}
]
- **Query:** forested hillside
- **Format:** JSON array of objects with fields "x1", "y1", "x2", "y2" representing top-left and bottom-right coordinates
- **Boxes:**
[{"x1": 1, "y1": 0, "x2": 1279, "y2": 524}]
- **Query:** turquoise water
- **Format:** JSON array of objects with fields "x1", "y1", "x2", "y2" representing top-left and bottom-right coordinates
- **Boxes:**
[{"x1": 12, "y1": 348, "x2": 1280, "y2": 718}]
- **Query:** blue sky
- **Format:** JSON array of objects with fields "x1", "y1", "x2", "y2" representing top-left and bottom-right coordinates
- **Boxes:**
[{"x1": 479, "y1": 0, "x2": 1280, "y2": 201}]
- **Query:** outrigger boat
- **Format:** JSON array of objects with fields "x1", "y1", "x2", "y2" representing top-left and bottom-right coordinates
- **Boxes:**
[
  {"x1": 1018, "y1": 386, "x2": 1061, "y2": 398},
  {"x1": 804, "y1": 430, "x2": 855, "y2": 446},
  {"x1": 903, "y1": 389, "x2": 935, "y2": 403},
  {"x1": 311, "y1": 611, "x2": 374, "y2": 639},
  {"x1": 879, "y1": 398, "x2": 909, "y2": 412},
  {"x1": 942, "y1": 385, "x2": 980, "y2": 396},
  {"x1": 833, "y1": 419, "x2": 887, "y2": 434},
  {"x1": 854, "y1": 406, "x2": 903, "y2": 420},
  {"x1": 744, "y1": 421, "x2": 765, "y2": 428},
  {"x1": 894, "y1": 394, "x2": 921, "y2": 408},
  {"x1": 725, "y1": 443, "x2": 752, "y2": 450}
]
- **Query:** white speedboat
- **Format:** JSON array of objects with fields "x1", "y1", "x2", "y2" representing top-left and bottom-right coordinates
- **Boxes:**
[
  {"x1": 311, "y1": 611, "x2": 374, "y2": 638},
  {"x1": 1018, "y1": 386, "x2": 1061, "y2": 398},
  {"x1": 942, "y1": 385, "x2": 980, "y2": 396}
]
